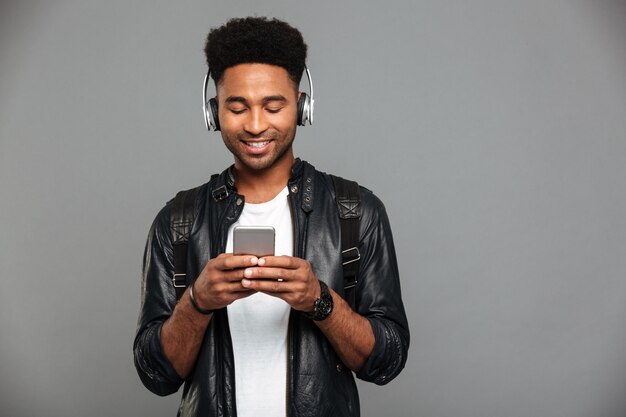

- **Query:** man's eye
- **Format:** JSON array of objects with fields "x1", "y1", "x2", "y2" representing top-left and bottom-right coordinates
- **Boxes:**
[
  {"x1": 229, "y1": 108, "x2": 246, "y2": 114},
  {"x1": 266, "y1": 108, "x2": 282, "y2": 114}
]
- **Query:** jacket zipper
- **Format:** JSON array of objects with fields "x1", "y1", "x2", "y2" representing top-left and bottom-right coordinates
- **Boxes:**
[
  {"x1": 217, "y1": 192, "x2": 241, "y2": 417},
  {"x1": 286, "y1": 190, "x2": 297, "y2": 417},
  {"x1": 285, "y1": 183, "x2": 310, "y2": 417}
]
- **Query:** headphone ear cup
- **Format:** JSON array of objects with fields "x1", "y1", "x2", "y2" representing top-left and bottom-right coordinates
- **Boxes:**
[
  {"x1": 297, "y1": 93, "x2": 309, "y2": 126},
  {"x1": 209, "y1": 98, "x2": 220, "y2": 131}
]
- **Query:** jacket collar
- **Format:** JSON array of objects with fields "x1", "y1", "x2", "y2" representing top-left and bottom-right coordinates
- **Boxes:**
[{"x1": 210, "y1": 158, "x2": 314, "y2": 211}]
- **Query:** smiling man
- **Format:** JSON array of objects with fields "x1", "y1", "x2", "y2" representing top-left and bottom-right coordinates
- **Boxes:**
[{"x1": 134, "y1": 17, "x2": 409, "y2": 417}]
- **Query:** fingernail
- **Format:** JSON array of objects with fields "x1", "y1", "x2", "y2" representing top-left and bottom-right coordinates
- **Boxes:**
[
  {"x1": 241, "y1": 279, "x2": 251, "y2": 287},
  {"x1": 258, "y1": 258, "x2": 265, "y2": 266},
  {"x1": 244, "y1": 269, "x2": 253, "y2": 278},
  {"x1": 250, "y1": 257, "x2": 258, "y2": 264}
]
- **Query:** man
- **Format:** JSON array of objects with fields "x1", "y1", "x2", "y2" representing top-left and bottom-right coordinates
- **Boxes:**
[{"x1": 134, "y1": 17, "x2": 409, "y2": 417}]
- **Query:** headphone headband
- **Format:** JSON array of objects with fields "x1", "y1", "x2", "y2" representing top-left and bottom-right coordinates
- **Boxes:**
[
  {"x1": 202, "y1": 71, "x2": 216, "y2": 131},
  {"x1": 303, "y1": 66, "x2": 314, "y2": 125}
]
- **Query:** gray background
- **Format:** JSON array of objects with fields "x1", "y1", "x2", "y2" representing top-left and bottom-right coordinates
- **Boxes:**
[{"x1": 1, "y1": 1, "x2": 625, "y2": 416}]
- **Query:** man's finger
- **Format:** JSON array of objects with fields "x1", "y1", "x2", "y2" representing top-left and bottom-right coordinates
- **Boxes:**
[
  {"x1": 221, "y1": 267, "x2": 252, "y2": 282},
  {"x1": 241, "y1": 278, "x2": 291, "y2": 293},
  {"x1": 257, "y1": 255, "x2": 301, "y2": 269},
  {"x1": 226, "y1": 282, "x2": 257, "y2": 293},
  {"x1": 215, "y1": 254, "x2": 259, "y2": 270},
  {"x1": 243, "y1": 266, "x2": 295, "y2": 282}
]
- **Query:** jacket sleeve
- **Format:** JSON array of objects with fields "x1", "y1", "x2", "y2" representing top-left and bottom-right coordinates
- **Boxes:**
[
  {"x1": 354, "y1": 190, "x2": 410, "y2": 385},
  {"x1": 133, "y1": 205, "x2": 185, "y2": 396}
]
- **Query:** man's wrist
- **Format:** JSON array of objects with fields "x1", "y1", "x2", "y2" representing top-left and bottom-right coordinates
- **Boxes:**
[
  {"x1": 304, "y1": 280, "x2": 333, "y2": 321},
  {"x1": 189, "y1": 281, "x2": 214, "y2": 315}
]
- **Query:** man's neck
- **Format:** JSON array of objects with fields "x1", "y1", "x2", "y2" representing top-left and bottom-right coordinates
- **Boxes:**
[{"x1": 233, "y1": 155, "x2": 295, "y2": 204}]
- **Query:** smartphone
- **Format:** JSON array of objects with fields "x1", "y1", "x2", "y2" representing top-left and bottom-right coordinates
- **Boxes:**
[{"x1": 233, "y1": 226, "x2": 275, "y2": 257}]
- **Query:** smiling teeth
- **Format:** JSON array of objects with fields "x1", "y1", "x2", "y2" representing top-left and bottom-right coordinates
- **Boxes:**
[{"x1": 247, "y1": 141, "x2": 270, "y2": 148}]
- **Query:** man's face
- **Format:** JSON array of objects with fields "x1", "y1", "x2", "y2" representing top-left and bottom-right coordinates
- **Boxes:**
[{"x1": 216, "y1": 63, "x2": 299, "y2": 173}]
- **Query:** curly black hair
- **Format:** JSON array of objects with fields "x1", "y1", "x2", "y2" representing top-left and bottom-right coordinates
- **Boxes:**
[{"x1": 204, "y1": 17, "x2": 308, "y2": 87}]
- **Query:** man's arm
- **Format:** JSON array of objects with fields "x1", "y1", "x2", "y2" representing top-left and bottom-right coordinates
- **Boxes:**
[
  {"x1": 314, "y1": 288, "x2": 375, "y2": 371},
  {"x1": 241, "y1": 257, "x2": 374, "y2": 371},
  {"x1": 347, "y1": 192, "x2": 410, "y2": 385},
  {"x1": 159, "y1": 288, "x2": 213, "y2": 379},
  {"x1": 134, "y1": 208, "x2": 257, "y2": 392},
  {"x1": 134, "y1": 212, "x2": 186, "y2": 396},
  {"x1": 240, "y1": 191, "x2": 409, "y2": 382},
  {"x1": 160, "y1": 254, "x2": 257, "y2": 379}
]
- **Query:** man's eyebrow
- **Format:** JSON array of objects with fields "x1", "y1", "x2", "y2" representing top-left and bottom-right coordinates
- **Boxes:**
[
  {"x1": 224, "y1": 96, "x2": 247, "y2": 104},
  {"x1": 263, "y1": 95, "x2": 287, "y2": 104},
  {"x1": 224, "y1": 95, "x2": 288, "y2": 105}
]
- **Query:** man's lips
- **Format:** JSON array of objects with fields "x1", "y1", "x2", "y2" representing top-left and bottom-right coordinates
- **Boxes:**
[
  {"x1": 242, "y1": 139, "x2": 271, "y2": 148},
  {"x1": 241, "y1": 138, "x2": 273, "y2": 154}
]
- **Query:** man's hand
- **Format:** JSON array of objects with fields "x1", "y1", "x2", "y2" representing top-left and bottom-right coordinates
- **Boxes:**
[
  {"x1": 192, "y1": 253, "x2": 259, "y2": 311},
  {"x1": 161, "y1": 253, "x2": 257, "y2": 379},
  {"x1": 239, "y1": 256, "x2": 321, "y2": 312},
  {"x1": 240, "y1": 255, "x2": 374, "y2": 371}
]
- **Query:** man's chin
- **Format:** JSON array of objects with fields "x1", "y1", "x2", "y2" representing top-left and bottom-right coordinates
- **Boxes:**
[
  {"x1": 235, "y1": 146, "x2": 294, "y2": 172},
  {"x1": 235, "y1": 155, "x2": 276, "y2": 172}
]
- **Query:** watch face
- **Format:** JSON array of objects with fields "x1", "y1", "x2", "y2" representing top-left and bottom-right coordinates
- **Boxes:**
[
  {"x1": 313, "y1": 281, "x2": 333, "y2": 320},
  {"x1": 306, "y1": 281, "x2": 333, "y2": 321},
  {"x1": 317, "y1": 297, "x2": 332, "y2": 317}
]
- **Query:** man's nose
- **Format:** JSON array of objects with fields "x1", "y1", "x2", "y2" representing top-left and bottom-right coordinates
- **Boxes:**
[{"x1": 243, "y1": 107, "x2": 269, "y2": 135}]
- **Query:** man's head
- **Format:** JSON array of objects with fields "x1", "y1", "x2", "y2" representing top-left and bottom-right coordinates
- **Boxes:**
[
  {"x1": 204, "y1": 17, "x2": 308, "y2": 87},
  {"x1": 203, "y1": 17, "x2": 309, "y2": 174}
]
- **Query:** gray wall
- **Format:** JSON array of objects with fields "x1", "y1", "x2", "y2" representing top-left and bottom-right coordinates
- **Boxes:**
[{"x1": 1, "y1": 1, "x2": 625, "y2": 416}]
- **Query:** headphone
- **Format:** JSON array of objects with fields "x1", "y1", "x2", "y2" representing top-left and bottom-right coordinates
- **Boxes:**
[{"x1": 202, "y1": 66, "x2": 315, "y2": 131}]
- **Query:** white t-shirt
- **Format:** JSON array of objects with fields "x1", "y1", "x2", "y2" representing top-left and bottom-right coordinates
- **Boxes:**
[{"x1": 226, "y1": 186, "x2": 292, "y2": 417}]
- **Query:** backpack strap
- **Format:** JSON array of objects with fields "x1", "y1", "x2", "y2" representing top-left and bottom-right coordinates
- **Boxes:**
[
  {"x1": 169, "y1": 186, "x2": 201, "y2": 301},
  {"x1": 329, "y1": 175, "x2": 361, "y2": 310}
]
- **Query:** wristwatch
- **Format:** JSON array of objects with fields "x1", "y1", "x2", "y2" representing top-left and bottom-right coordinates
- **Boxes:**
[{"x1": 305, "y1": 280, "x2": 333, "y2": 321}]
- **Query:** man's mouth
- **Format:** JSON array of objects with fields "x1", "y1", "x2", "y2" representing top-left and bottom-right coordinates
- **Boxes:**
[{"x1": 244, "y1": 140, "x2": 271, "y2": 148}]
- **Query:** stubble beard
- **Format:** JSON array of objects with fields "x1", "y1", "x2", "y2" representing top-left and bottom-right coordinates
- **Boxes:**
[{"x1": 222, "y1": 129, "x2": 296, "y2": 172}]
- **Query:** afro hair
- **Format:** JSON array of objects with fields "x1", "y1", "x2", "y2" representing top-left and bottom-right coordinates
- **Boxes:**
[{"x1": 204, "y1": 17, "x2": 308, "y2": 87}]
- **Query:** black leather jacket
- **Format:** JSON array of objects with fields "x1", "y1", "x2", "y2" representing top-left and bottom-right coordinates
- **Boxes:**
[{"x1": 134, "y1": 159, "x2": 410, "y2": 417}]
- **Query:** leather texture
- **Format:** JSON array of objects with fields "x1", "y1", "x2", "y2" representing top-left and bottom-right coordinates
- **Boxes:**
[{"x1": 134, "y1": 159, "x2": 410, "y2": 417}]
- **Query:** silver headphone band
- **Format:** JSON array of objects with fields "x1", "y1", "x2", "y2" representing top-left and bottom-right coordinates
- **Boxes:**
[
  {"x1": 304, "y1": 66, "x2": 314, "y2": 125},
  {"x1": 202, "y1": 70, "x2": 213, "y2": 130}
]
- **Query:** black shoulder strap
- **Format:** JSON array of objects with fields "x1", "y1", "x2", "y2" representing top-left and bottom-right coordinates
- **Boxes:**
[
  {"x1": 169, "y1": 186, "x2": 201, "y2": 301},
  {"x1": 329, "y1": 175, "x2": 361, "y2": 310}
]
